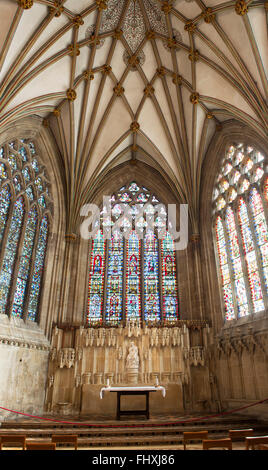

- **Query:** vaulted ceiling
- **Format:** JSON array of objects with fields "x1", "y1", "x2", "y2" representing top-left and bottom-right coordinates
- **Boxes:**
[{"x1": 0, "y1": 0, "x2": 267, "y2": 233}]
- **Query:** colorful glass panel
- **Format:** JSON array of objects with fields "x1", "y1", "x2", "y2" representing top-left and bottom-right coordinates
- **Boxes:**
[
  {"x1": 238, "y1": 199, "x2": 264, "y2": 312},
  {"x1": 161, "y1": 232, "x2": 178, "y2": 323},
  {"x1": 27, "y1": 216, "x2": 49, "y2": 321},
  {"x1": 125, "y1": 231, "x2": 141, "y2": 321},
  {"x1": 249, "y1": 188, "x2": 268, "y2": 291},
  {"x1": 87, "y1": 230, "x2": 106, "y2": 325},
  {"x1": 0, "y1": 185, "x2": 11, "y2": 246},
  {"x1": 0, "y1": 197, "x2": 25, "y2": 315},
  {"x1": 144, "y1": 230, "x2": 161, "y2": 323},
  {"x1": 105, "y1": 231, "x2": 123, "y2": 324},
  {"x1": 225, "y1": 207, "x2": 249, "y2": 317},
  {"x1": 11, "y1": 207, "x2": 38, "y2": 318},
  {"x1": 215, "y1": 217, "x2": 235, "y2": 320}
]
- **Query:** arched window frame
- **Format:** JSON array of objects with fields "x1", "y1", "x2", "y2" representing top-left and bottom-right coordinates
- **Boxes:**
[
  {"x1": 0, "y1": 138, "x2": 53, "y2": 323},
  {"x1": 86, "y1": 181, "x2": 179, "y2": 327},
  {"x1": 212, "y1": 143, "x2": 268, "y2": 322}
]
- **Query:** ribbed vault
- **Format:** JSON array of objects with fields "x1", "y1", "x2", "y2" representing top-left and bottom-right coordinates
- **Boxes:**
[{"x1": 0, "y1": 0, "x2": 267, "y2": 234}]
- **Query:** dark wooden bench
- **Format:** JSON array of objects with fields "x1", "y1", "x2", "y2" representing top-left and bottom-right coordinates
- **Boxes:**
[
  {"x1": 228, "y1": 429, "x2": 254, "y2": 441},
  {"x1": 183, "y1": 431, "x2": 209, "y2": 450},
  {"x1": 203, "y1": 438, "x2": 232, "y2": 450},
  {"x1": 26, "y1": 442, "x2": 56, "y2": 450},
  {"x1": 245, "y1": 436, "x2": 268, "y2": 450},
  {"x1": 51, "y1": 434, "x2": 78, "y2": 450},
  {"x1": 0, "y1": 434, "x2": 26, "y2": 450}
]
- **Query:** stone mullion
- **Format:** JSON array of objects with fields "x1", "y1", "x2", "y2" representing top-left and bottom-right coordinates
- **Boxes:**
[
  {"x1": 233, "y1": 201, "x2": 254, "y2": 315},
  {"x1": 5, "y1": 204, "x2": 29, "y2": 318},
  {"x1": 222, "y1": 211, "x2": 239, "y2": 320},
  {"x1": 246, "y1": 191, "x2": 268, "y2": 310},
  {"x1": 21, "y1": 217, "x2": 41, "y2": 321}
]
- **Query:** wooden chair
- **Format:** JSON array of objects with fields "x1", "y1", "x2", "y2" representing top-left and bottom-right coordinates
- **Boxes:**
[
  {"x1": 51, "y1": 434, "x2": 78, "y2": 450},
  {"x1": 26, "y1": 442, "x2": 56, "y2": 450},
  {"x1": 203, "y1": 438, "x2": 232, "y2": 450},
  {"x1": 183, "y1": 431, "x2": 209, "y2": 450},
  {"x1": 228, "y1": 429, "x2": 254, "y2": 441},
  {"x1": 0, "y1": 435, "x2": 26, "y2": 450},
  {"x1": 245, "y1": 436, "x2": 268, "y2": 450}
]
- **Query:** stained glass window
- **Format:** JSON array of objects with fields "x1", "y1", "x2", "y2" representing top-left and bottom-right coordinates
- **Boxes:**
[
  {"x1": 215, "y1": 216, "x2": 235, "y2": 320},
  {"x1": 87, "y1": 181, "x2": 179, "y2": 326},
  {"x1": 0, "y1": 197, "x2": 25, "y2": 315},
  {"x1": 213, "y1": 142, "x2": 267, "y2": 321},
  {"x1": 87, "y1": 230, "x2": 106, "y2": 325},
  {"x1": 0, "y1": 138, "x2": 51, "y2": 321},
  {"x1": 249, "y1": 188, "x2": 268, "y2": 292},
  {"x1": 105, "y1": 231, "x2": 124, "y2": 325},
  {"x1": 238, "y1": 198, "x2": 264, "y2": 312},
  {"x1": 126, "y1": 231, "x2": 141, "y2": 321},
  {"x1": 12, "y1": 207, "x2": 38, "y2": 318},
  {"x1": 0, "y1": 185, "x2": 11, "y2": 246},
  {"x1": 27, "y1": 216, "x2": 49, "y2": 321},
  {"x1": 143, "y1": 230, "x2": 161, "y2": 323},
  {"x1": 161, "y1": 232, "x2": 179, "y2": 322}
]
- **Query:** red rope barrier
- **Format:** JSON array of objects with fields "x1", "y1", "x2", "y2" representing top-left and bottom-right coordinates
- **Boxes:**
[{"x1": 0, "y1": 398, "x2": 267, "y2": 428}]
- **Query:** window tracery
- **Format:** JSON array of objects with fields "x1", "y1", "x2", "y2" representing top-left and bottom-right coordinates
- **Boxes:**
[
  {"x1": 0, "y1": 139, "x2": 52, "y2": 322},
  {"x1": 213, "y1": 143, "x2": 267, "y2": 321},
  {"x1": 87, "y1": 181, "x2": 179, "y2": 326}
]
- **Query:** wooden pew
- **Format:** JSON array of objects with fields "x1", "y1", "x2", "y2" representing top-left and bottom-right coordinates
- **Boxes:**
[
  {"x1": 228, "y1": 429, "x2": 254, "y2": 441},
  {"x1": 245, "y1": 436, "x2": 268, "y2": 450},
  {"x1": 183, "y1": 431, "x2": 209, "y2": 450},
  {"x1": 0, "y1": 434, "x2": 26, "y2": 450},
  {"x1": 26, "y1": 442, "x2": 56, "y2": 450},
  {"x1": 257, "y1": 445, "x2": 268, "y2": 450},
  {"x1": 203, "y1": 438, "x2": 232, "y2": 450},
  {"x1": 51, "y1": 434, "x2": 78, "y2": 450}
]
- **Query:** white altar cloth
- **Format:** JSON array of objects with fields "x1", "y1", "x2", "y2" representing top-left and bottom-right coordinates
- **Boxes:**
[{"x1": 100, "y1": 385, "x2": 166, "y2": 399}]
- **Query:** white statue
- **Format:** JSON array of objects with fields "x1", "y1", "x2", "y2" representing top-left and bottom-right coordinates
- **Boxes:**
[{"x1": 126, "y1": 342, "x2": 139, "y2": 370}]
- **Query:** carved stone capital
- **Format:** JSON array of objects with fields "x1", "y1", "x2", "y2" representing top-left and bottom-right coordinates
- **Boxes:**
[
  {"x1": 72, "y1": 16, "x2": 84, "y2": 28},
  {"x1": 235, "y1": 0, "x2": 248, "y2": 15},
  {"x1": 202, "y1": 8, "x2": 216, "y2": 23},
  {"x1": 157, "y1": 67, "x2": 166, "y2": 77},
  {"x1": 172, "y1": 74, "x2": 182, "y2": 85},
  {"x1": 113, "y1": 84, "x2": 125, "y2": 96},
  {"x1": 188, "y1": 50, "x2": 199, "y2": 62},
  {"x1": 96, "y1": 0, "x2": 108, "y2": 11},
  {"x1": 68, "y1": 44, "x2": 80, "y2": 56},
  {"x1": 49, "y1": 1, "x2": 64, "y2": 18},
  {"x1": 144, "y1": 84, "x2": 155, "y2": 96},
  {"x1": 18, "y1": 0, "x2": 33, "y2": 9},
  {"x1": 113, "y1": 29, "x2": 123, "y2": 40},
  {"x1": 66, "y1": 88, "x2": 77, "y2": 101},
  {"x1": 83, "y1": 71, "x2": 95, "y2": 81},
  {"x1": 184, "y1": 22, "x2": 196, "y2": 33},
  {"x1": 190, "y1": 92, "x2": 200, "y2": 104},
  {"x1": 161, "y1": 2, "x2": 172, "y2": 14},
  {"x1": 53, "y1": 108, "x2": 61, "y2": 117},
  {"x1": 130, "y1": 121, "x2": 140, "y2": 133},
  {"x1": 146, "y1": 31, "x2": 156, "y2": 40},
  {"x1": 102, "y1": 65, "x2": 112, "y2": 74}
]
